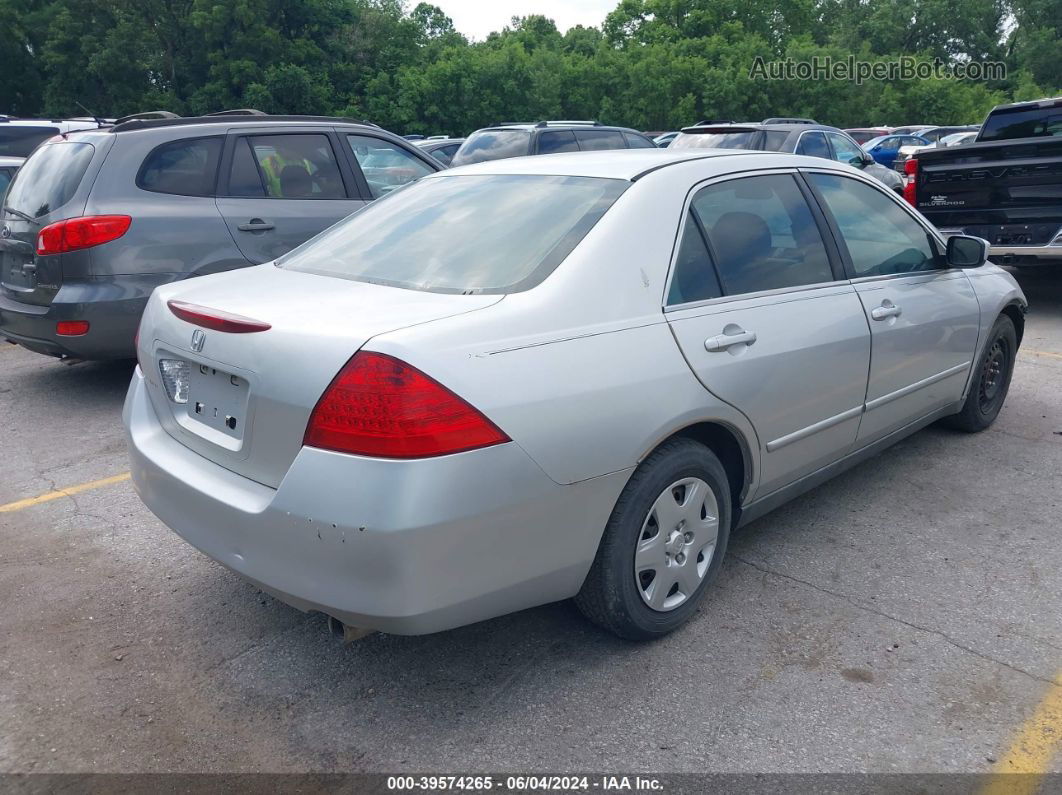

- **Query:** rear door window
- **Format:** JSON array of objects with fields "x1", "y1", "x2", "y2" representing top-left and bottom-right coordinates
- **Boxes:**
[
  {"x1": 667, "y1": 212, "x2": 723, "y2": 305},
  {"x1": 3, "y1": 142, "x2": 95, "y2": 218},
  {"x1": 761, "y1": 131, "x2": 790, "y2": 151},
  {"x1": 624, "y1": 132, "x2": 657, "y2": 148},
  {"x1": 979, "y1": 109, "x2": 1062, "y2": 141},
  {"x1": 240, "y1": 134, "x2": 346, "y2": 199},
  {"x1": 347, "y1": 134, "x2": 435, "y2": 198},
  {"x1": 428, "y1": 143, "x2": 460, "y2": 165},
  {"x1": 537, "y1": 130, "x2": 579, "y2": 154},
  {"x1": 0, "y1": 126, "x2": 59, "y2": 157},
  {"x1": 825, "y1": 132, "x2": 864, "y2": 165},
  {"x1": 795, "y1": 132, "x2": 829, "y2": 158},
  {"x1": 138, "y1": 137, "x2": 222, "y2": 196},
  {"x1": 692, "y1": 174, "x2": 834, "y2": 296},
  {"x1": 0, "y1": 167, "x2": 15, "y2": 197},
  {"x1": 574, "y1": 129, "x2": 626, "y2": 150}
]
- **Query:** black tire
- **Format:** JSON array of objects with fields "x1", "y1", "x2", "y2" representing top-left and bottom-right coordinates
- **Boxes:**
[
  {"x1": 575, "y1": 438, "x2": 732, "y2": 640},
  {"x1": 943, "y1": 314, "x2": 1017, "y2": 432}
]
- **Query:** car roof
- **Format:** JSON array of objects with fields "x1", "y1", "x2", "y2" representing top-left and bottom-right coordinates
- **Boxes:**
[
  {"x1": 416, "y1": 138, "x2": 464, "y2": 147},
  {"x1": 105, "y1": 114, "x2": 381, "y2": 134},
  {"x1": 679, "y1": 122, "x2": 843, "y2": 134},
  {"x1": 439, "y1": 148, "x2": 839, "y2": 181},
  {"x1": 474, "y1": 122, "x2": 644, "y2": 134}
]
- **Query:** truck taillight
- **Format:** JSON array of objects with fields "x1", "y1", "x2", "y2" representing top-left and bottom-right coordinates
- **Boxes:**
[{"x1": 903, "y1": 158, "x2": 918, "y2": 206}]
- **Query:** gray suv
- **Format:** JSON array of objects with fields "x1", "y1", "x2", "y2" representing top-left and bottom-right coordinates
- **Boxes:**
[
  {"x1": 670, "y1": 122, "x2": 905, "y2": 194},
  {"x1": 0, "y1": 114, "x2": 441, "y2": 360},
  {"x1": 451, "y1": 121, "x2": 657, "y2": 166}
]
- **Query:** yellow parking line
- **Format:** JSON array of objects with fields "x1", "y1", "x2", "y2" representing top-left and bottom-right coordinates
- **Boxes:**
[
  {"x1": 983, "y1": 673, "x2": 1062, "y2": 795},
  {"x1": 1023, "y1": 349, "x2": 1062, "y2": 360},
  {"x1": 0, "y1": 472, "x2": 131, "y2": 513}
]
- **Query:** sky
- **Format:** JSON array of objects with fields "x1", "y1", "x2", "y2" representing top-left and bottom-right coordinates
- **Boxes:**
[{"x1": 435, "y1": 0, "x2": 617, "y2": 40}]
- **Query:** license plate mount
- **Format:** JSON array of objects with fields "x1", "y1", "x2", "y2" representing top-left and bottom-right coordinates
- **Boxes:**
[{"x1": 186, "y1": 363, "x2": 249, "y2": 441}]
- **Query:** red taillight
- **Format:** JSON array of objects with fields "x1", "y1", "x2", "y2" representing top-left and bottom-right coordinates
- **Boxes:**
[
  {"x1": 304, "y1": 352, "x2": 510, "y2": 459},
  {"x1": 56, "y1": 321, "x2": 90, "y2": 336},
  {"x1": 903, "y1": 158, "x2": 918, "y2": 206},
  {"x1": 36, "y1": 215, "x2": 131, "y2": 256},
  {"x1": 167, "y1": 300, "x2": 271, "y2": 333}
]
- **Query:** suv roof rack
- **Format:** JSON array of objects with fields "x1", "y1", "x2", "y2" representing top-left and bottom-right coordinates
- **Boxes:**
[
  {"x1": 204, "y1": 108, "x2": 267, "y2": 117},
  {"x1": 693, "y1": 119, "x2": 735, "y2": 125},
  {"x1": 762, "y1": 117, "x2": 817, "y2": 125},
  {"x1": 110, "y1": 114, "x2": 380, "y2": 133},
  {"x1": 113, "y1": 111, "x2": 180, "y2": 125},
  {"x1": 534, "y1": 120, "x2": 602, "y2": 127}
]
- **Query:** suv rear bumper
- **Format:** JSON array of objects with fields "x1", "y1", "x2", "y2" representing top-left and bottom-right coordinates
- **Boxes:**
[
  {"x1": 0, "y1": 274, "x2": 177, "y2": 359},
  {"x1": 124, "y1": 368, "x2": 629, "y2": 634}
]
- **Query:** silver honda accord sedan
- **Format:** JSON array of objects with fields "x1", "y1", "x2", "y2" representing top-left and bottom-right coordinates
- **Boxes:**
[{"x1": 125, "y1": 149, "x2": 1026, "y2": 640}]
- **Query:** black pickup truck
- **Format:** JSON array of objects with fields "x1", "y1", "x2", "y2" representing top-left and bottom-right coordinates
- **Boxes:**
[{"x1": 908, "y1": 96, "x2": 1062, "y2": 267}]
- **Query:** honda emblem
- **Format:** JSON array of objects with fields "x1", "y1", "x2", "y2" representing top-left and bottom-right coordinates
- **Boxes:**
[{"x1": 191, "y1": 329, "x2": 205, "y2": 352}]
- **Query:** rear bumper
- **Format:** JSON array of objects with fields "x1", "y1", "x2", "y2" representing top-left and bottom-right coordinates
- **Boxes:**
[
  {"x1": 124, "y1": 369, "x2": 629, "y2": 634},
  {"x1": 0, "y1": 274, "x2": 177, "y2": 359},
  {"x1": 987, "y1": 245, "x2": 1062, "y2": 264},
  {"x1": 933, "y1": 228, "x2": 1062, "y2": 265}
]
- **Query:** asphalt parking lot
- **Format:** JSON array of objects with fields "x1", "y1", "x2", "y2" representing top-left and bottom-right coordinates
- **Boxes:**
[{"x1": 1, "y1": 268, "x2": 1060, "y2": 776}]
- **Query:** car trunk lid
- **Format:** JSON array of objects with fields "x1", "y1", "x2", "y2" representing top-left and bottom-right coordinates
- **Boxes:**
[{"x1": 141, "y1": 265, "x2": 503, "y2": 488}]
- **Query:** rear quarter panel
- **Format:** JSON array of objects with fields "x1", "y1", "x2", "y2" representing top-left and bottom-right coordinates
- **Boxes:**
[
  {"x1": 85, "y1": 129, "x2": 248, "y2": 280},
  {"x1": 368, "y1": 160, "x2": 762, "y2": 490}
]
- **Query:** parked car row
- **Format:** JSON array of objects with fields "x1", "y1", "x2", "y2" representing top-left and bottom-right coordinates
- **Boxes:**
[{"x1": 0, "y1": 104, "x2": 1034, "y2": 642}]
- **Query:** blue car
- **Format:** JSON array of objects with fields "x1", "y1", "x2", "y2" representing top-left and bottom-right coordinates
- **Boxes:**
[{"x1": 862, "y1": 134, "x2": 931, "y2": 168}]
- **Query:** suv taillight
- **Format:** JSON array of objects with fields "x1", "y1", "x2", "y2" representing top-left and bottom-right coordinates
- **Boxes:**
[
  {"x1": 304, "y1": 352, "x2": 510, "y2": 459},
  {"x1": 36, "y1": 215, "x2": 131, "y2": 256},
  {"x1": 903, "y1": 158, "x2": 918, "y2": 206}
]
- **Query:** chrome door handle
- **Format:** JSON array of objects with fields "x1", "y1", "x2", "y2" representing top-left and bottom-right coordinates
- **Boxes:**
[
  {"x1": 237, "y1": 219, "x2": 275, "y2": 232},
  {"x1": 704, "y1": 327, "x2": 757, "y2": 352},
  {"x1": 871, "y1": 301, "x2": 902, "y2": 321}
]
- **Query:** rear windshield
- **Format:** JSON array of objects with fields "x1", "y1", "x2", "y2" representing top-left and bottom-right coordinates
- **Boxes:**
[
  {"x1": 279, "y1": 174, "x2": 628, "y2": 294},
  {"x1": 845, "y1": 130, "x2": 878, "y2": 144},
  {"x1": 4, "y1": 142, "x2": 95, "y2": 218},
  {"x1": 671, "y1": 131, "x2": 757, "y2": 150},
  {"x1": 450, "y1": 130, "x2": 531, "y2": 166},
  {"x1": 0, "y1": 126, "x2": 59, "y2": 157},
  {"x1": 979, "y1": 107, "x2": 1062, "y2": 141}
]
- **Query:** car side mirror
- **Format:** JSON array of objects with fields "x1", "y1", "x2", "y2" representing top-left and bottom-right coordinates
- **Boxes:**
[{"x1": 946, "y1": 235, "x2": 988, "y2": 268}]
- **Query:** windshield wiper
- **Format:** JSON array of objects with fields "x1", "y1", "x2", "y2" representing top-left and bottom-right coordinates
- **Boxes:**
[{"x1": 2, "y1": 206, "x2": 38, "y2": 224}]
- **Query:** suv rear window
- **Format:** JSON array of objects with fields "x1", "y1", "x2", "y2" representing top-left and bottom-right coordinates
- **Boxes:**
[
  {"x1": 138, "y1": 137, "x2": 222, "y2": 196},
  {"x1": 671, "y1": 131, "x2": 758, "y2": 150},
  {"x1": 451, "y1": 130, "x2": 531, "y2": 166},
  {"x1": 279, "y1": 174, "x2": 628, "y2": 294},
  {"x1": 0, "y1": 126, "x2": 59, "y2": 157},
  {"x1": 4, "y1": 142, "x2": 94, "y2": 218},
  {"x1": 979, "y1": 107, "x2": 1062, "y2": 141}
]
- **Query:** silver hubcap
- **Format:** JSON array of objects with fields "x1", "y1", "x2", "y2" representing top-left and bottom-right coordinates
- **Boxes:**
[{"x1": 634, "y1": 477, "x2": 719, "y2": 612}]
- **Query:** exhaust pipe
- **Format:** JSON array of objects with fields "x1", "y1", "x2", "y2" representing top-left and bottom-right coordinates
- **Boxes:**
[{"x1": 327, "y1": 615, "x2": 375, "y2": 643}]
